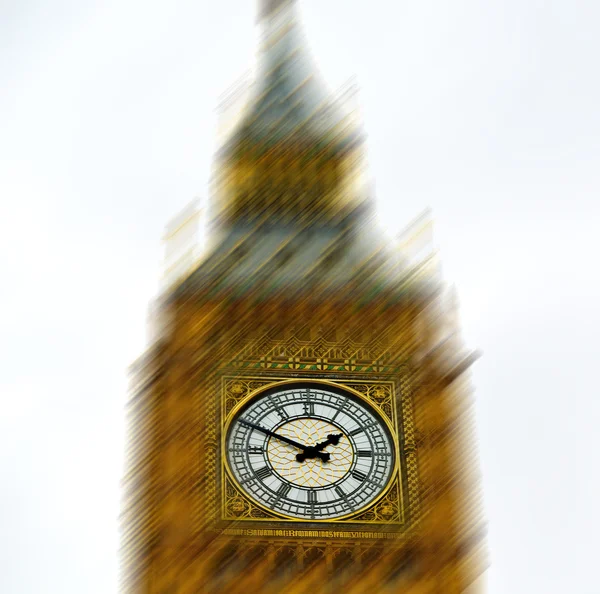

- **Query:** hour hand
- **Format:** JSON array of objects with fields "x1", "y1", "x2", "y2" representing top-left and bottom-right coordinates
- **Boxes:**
[
  {"x1": 295, "y1": 448, "x2": 330, "y2": 463},
  {"x1": 315, "y1": 433, "x2": 343, "y2": 451},
  {"x1": 296, "y1": 433, "x2": 343, "y2": 463}
]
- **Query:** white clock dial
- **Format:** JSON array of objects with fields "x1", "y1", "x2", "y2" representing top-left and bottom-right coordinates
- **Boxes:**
[{"x1": 225, "y1": 383, "x2": 395, "y2": 520}]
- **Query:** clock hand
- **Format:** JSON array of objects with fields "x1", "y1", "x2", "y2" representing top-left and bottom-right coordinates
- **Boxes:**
[
  {"x1": 314, "y1": 433, "x2": 343, "y2": 451},
  {"x1": 239, "y1": 419, "x2": 329, "y2": 462},
  {"x1": 239, "y1": 419, "x2": 305, "y2": 449},
  {"x1": 296, "y1": 433, "x2": 343, "y2": 463}
]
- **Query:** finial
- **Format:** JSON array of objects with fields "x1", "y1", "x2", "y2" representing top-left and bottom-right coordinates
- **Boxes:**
[{"x1": 257, "y1": 0, "x2": 294, "y2": 21}]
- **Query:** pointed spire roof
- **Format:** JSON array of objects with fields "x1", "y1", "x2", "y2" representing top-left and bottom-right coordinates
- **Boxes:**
[
  {"x1": 220, "y1": 0, "x2": 361, "y2": 153},
  {"x1": 208, "y1": 0, "x2": 370, "y2": 234},
  {"x1": 257, "y1": 0, "x2": 291, "y2": 21}
]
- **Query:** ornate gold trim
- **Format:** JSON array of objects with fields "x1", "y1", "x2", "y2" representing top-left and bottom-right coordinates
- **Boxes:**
[{"x1": 220, "y1": 377, "x2": 406, "y2": 525}]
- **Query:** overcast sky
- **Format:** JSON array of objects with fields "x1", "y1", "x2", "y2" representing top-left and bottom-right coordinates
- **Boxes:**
[{"x1": 0, "y1": 0, "x2": 597, "y2": 592}]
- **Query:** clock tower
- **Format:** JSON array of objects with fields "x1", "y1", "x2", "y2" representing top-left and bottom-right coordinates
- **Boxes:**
[{"x1": 120, "y1": 0, "x2": 486, "y2": 592}]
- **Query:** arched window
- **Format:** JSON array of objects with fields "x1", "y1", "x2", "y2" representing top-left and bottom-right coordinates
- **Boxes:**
[
  {"x1": 209, "y1": 544, "x2": 245, "y2": 590},
  {"x1": 331, "y1": 549, "x2": 354, "y2": 585},
  {"x1": 273, "y1": 546, "x2": 297, "y2": 578}
]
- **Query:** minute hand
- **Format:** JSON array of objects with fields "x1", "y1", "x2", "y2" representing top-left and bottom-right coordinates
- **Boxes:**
[{"x1": 239, "y1": 419, "x2": 307, "y2": 450}]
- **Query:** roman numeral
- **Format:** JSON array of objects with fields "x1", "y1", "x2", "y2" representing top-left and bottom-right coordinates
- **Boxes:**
[
  {"x1": 349, "y1": 427, "x2": 363, "y2": 437},
  {"x1": 239, "y1": 418, "x2": 259, "y2": 430},
  {"x1": 248, "y1": 446, "x2": 263, "y2": 455},
  {"x1": 255, "y1": 466, "x2": 272, "y2": 481},
  {"x1": 302, "y1": 401, "x2": 314, "y2": 416},
  {"x1": 275, "y1": 406, "x2": 288, "y2": 420},
  {"x1": 276, "y1": 483, "x2": 291, "y2": 498},
  {"x1": 331, "y1": 398, "x2": 348, "y2": 422},
  {"x1": 352, "y1": 470, "x2": 367, "y2": 482},
  {"x1": 307, "y1": 490, "x2": 318, "y2": 504},
  {"x1": 334, "y1": 486, "x2": 355, "y2": 511},
  {"x1": 266, "y1": 394, "x2": 289, "y2": 421},
  {"x1": 357, "y1": 450, "x2": 372, "y2": 457}
]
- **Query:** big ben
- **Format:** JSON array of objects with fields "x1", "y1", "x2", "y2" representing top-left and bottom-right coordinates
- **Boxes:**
[{"x1": 120, "y1": 0, "x2": 486, "y2": 592}]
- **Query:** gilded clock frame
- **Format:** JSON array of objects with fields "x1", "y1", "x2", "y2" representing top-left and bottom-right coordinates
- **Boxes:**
[{"x1": 220, "y1": 376, "x2": 414, "y2": 527}]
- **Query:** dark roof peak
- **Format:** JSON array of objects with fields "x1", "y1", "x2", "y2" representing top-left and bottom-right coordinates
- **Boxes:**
[{"x1": 257, "y1": 0, "x2": 296, "y2": 22}]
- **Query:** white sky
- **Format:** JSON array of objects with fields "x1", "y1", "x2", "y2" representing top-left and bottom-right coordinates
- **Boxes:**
[{"x1": 0, "y1": 0, "x2": 597, "y2": 592}]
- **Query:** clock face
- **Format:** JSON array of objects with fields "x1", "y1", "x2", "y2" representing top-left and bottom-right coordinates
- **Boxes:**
[{"x1": 225, "y1": 383, "x2": 396, "y2": 520}]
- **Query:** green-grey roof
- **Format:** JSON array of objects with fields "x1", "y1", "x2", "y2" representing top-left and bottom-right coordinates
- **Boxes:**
[{"x1": 221, "y1": 0, "x2": 357, "y2": 151}]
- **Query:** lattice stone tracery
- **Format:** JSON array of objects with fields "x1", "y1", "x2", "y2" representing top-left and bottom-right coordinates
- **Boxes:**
[{"x1": 267, "y1": 419, "x2": 354, "y2": 488}]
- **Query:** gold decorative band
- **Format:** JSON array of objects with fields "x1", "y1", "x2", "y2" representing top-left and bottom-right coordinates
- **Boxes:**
[{"x1": 222, "y1": 528, "x2": 405, "y2": 540}]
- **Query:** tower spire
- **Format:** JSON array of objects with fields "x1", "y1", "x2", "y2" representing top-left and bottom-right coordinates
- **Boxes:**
[
  {"x1": 209, "y1": 0, "x2": 369, "y2": 233},
  {"x1": 257, "y1": 0, "x2": 294, "y2": 21}
]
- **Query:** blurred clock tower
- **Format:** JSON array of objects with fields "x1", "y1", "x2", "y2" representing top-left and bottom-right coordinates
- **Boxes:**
[{"x1": 120, "y1": 1, "x2": 486, "y2": 592}]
